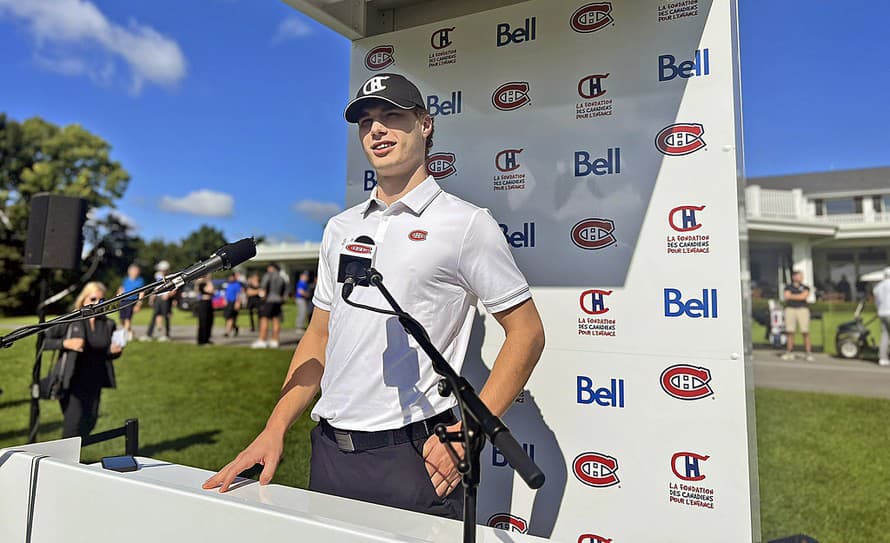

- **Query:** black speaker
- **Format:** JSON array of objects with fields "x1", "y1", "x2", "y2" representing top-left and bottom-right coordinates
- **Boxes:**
[{"x1": 24, "y1": 193, "x2": 88, "y2": 270}]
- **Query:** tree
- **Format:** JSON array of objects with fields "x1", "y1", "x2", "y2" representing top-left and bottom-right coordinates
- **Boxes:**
[
  {"x1": 178, "y1": 225, "x2": 228, "y2": 270},
  {"x1": 0, "y1": 114, "x2": 130, "y2": 314}
]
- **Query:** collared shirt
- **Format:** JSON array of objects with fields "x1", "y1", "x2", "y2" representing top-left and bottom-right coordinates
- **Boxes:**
[
  {"x1": 875, "y1": 278, "x2": 890, "y2": 317},
  {"x1": 311, "y1": 176, "x2": 531, "y2": 431}
]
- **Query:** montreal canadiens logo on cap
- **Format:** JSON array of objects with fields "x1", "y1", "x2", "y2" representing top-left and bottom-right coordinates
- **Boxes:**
[
  {"x1": 655, "y1": 123, "x2": 706, "y2": 156},
  {"x1": 492, "y1": 82, "x2": 531, "y2": 111},
  {"x1": 571, "y1": 218, "x2": 616, "y2": 250},
  {"x1": 364, "y1": 45, "x2": 395, "y2": 71},
  {"x1": 661, "y1": 364, "x2": 714, "y2": 400},
  {"x1": 571, "y1": 3, "x2": 614, "y2": 33},
  {"x1": 486, "y1": 513, "x2": 528, "y2": 533},
  {"x1": 573, "y1": 452, "x2": 620, "y2": 487}
]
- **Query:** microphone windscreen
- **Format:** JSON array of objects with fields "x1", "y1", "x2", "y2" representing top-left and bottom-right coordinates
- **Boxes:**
[
  {"x1": 219, "y1": 238, "x2": 257, "y2": 268},
  {"x1": 354, "y1": 235, "x2": 375, "y2": 245}
]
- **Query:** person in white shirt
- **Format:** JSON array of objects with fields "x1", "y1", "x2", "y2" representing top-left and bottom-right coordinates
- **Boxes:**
[
  {"x1": 873, "y1": 267, "x2": 890, "y2": 366},
  {"x1": 204, "y1": 73, "x2": 545, "y2": 519}
]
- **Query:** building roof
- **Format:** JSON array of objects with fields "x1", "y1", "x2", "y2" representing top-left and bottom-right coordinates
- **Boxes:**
[{"x1": 748, "y1": 166, "x2": 890, "y2": 196}]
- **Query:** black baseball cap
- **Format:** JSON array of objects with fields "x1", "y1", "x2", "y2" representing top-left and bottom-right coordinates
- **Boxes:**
[{"x1": 344, "y1": 73, "x2": 426, "y2": 123}]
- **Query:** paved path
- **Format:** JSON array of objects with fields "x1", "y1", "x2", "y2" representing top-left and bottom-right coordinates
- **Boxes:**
[{"x1": 752, "y1": 348, "x2": 890, "y2": 399}]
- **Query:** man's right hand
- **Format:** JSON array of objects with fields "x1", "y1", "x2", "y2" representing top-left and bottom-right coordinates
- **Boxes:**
[
  {"x1": 201, "y1": 429, "x2": 284, "y2": 492},
  {"x1": 63, "y1": 338, "x2": 85, "y2": 352}
]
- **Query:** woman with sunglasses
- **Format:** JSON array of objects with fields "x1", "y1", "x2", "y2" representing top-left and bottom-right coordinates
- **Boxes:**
[{"x1": 44, "y1": 281, "x2": 124, "y2": 438}]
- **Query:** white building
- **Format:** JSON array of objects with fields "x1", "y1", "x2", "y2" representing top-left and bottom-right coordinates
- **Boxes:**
[{"x1": 746, "y1": 166, "x2": 890, "y2": 301}]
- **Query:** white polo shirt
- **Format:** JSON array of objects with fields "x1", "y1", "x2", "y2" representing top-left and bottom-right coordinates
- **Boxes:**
[{"x1": 311, "y1": 176, "x2": 531, "y2": 431}]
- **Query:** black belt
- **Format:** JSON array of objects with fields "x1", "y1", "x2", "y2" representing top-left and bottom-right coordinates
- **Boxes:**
[{"x1": 319, "y1": 410, "x2": 457, "y2": 452}]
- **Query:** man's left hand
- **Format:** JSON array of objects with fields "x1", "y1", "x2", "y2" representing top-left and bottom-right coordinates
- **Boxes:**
[{"x1": 422, "y1": 421, "x2": 463, "y2": 497}]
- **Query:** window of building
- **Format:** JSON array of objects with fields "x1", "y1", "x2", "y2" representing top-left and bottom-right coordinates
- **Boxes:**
[
  {"x1": 824, "y1": 197, "x2": 858, "y2": 215},
  {"x1": 882, "y1": 195, "x2": 890, "y2": 213}
]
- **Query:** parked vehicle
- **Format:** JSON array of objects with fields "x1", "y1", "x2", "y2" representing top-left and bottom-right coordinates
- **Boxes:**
[
  {"x1": 178, "y1": 279, "x2": 227, "y2": 313},
  {"x1": 835, "y1": 301, "x2": 878, "y2": 359}
]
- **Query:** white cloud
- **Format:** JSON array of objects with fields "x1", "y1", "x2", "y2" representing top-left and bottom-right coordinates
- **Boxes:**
[
  {"x1": 272, "y1": 16, "x2": 313, "y2": 44},
  {"x1": 0, "y1": 0, "x2": 187, "y2": 93},
  {"x1": 160, "y1": 190, "x2": 234, "y2": 217},
  {"x1": 292, "y1": 199, "x2": 341, "y2": 224}
]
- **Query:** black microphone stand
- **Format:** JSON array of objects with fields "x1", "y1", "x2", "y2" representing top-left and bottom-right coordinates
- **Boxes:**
[
  {"x1": 344, "y1": 268, "x2": 544, "y2": 543},
  {"x1": 0, "y1": 272, "x2": 185, "y2": 350}
]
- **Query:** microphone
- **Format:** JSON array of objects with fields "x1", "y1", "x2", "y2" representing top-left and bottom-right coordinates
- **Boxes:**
[
  {"x1": 338, "y1": 236, "x2": 375, "y2": 300},
  {"x1": 161, "y1": 238, "x2": 257, "y2": 291}
]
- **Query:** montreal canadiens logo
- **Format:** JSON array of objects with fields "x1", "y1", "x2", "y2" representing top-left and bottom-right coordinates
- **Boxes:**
[
  {"x1": 671, "y1": 452, "x2": 710, "y2": 481},
  {"x1": 573, "y1": 452, "x2": 619, "y2": 487},
  {"x1": 655, "y1": 123, "x2": 706, "y2": 155},
  {"x1": 364, "y1": 45, "x2": 394, "y2": 71},
  {"x1": 578, "y1": 535, "x2": 613, "y2": 543},
  {"x1": 426, "y1": 152, "x2": 457, "y2": 180},
  {"x1": 487, "y1": 513, "x2": 528, "y2": 533},
  {"x1": 571, "y1": 3, "x2": 614, "y2": 33},
  {"x1": 669, "y1": 205, "x2": 706, "y2": 232},
  {"x1": 661, "y1": 364, "x2": 714, "y2": 400},
  {"x1": 577, "y1": 73, "x2": 609, "y2": 99},
  {"x1": 345, "y1": 244, "x2": 371, "y2": 254},
  {"x1": 579, "y1": 289, "x2": 612, "y2": 315},
  {"x1": 492, "y1": 82, "x2": 530, "y2": 111},
  {"x1": 495, "y1": 149, "x2": 523, "y2": 172},
  {"x1": 430, "y1": 27, "x2": 454, "y2": 50},
  {"x1": 571, "y1": 218, "x2": 616, "y2": 250},
  {"x1": 408, "y1": 230, "x2": 428, "y2": 241}
]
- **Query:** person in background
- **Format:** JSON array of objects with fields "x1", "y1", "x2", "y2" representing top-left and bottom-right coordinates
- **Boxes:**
[
  {"x1": 44, "y1": 282, "x2": 123, "y2": 438},
  {"x1": 782, "y1": 270, "x2": 814, "y2": 361},
  {"x1": 116, "y1": 263, "x2": 144, "y2": 341},
  {"x1": 251, "y1": 263, "x2": 287, "y2": 349},
  {"x1": 245, "y1": 272, "x2": 262, "y2": 332},
  {"x1": 196, "y1": 273, "x2": 215, "y2": 345},
  {"x1": 874, "y1": 267, "x2": 890, "y2": 367},
  {"x1": 223, "y1": 271, "x2": 243, "y2": 338},
  {"x1": 295, "y1": 270, "x2": 311, "y2": 333},
  {"x1": 141, "y1": 260, "x2": 174, "y2": 342}
]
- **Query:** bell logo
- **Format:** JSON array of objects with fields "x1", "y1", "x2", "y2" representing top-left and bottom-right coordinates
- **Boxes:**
[{"x1": 362, "y1": 76, "x2": 389, "y2": 95}]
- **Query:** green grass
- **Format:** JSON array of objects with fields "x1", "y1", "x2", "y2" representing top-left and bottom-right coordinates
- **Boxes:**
[
  {"x1": 0, "y1": 338, "x2": 313, "y2": 487},
  {"x1": 3, "y1": 339, "x2": 890, "y2": 541},
  {"x1": 756, "y1": 388, "x2": 890, "y2": 542},
  {"x1": 751, "y1": 308, "x2": 882, "y2": 357},
  {"x1": 0, "y1": 307, "x2": 200, "y2": 330}
]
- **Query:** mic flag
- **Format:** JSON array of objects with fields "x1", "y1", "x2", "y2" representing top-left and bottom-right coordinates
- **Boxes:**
[{"x1": 338, "y1": 236, "x2": 375, "y2": 300}]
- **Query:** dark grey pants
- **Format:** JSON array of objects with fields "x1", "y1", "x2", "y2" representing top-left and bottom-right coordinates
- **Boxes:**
[{"x1": 308, "y1": 424, "x2": 464, "y2": 520}]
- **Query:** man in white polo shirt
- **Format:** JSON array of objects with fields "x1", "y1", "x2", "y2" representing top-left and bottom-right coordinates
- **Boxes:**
[{"x1": 204, "y1": 73, "x2": 545, "y2": 519}]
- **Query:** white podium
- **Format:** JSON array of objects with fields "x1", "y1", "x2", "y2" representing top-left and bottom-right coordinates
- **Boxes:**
[{"x1": 0, "y1": 439, "x2": 557, "y2": 542}]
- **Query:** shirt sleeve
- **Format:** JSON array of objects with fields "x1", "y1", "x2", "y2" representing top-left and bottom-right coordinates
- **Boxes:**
[
  {"x1": 312, "y1": 226, "x2": 335, "y2": 311},
  {"x1": 457, "y1": 208, "x2": 531, "y2": 314}
]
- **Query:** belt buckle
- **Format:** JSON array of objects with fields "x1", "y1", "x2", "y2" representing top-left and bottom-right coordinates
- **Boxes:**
[{"x1": 334, "y1": 430, "x2": 355, "y2": 452}]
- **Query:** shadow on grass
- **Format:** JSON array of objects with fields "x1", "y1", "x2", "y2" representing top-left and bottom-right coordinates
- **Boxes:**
[
  {"x1": 0, "y1": 398, "x2": 32, "y2": 410},
  {"x1": 139, "y1": 430, "x2": 222, "y2": 457},
  {"x1": 0, "y1": 421, "x2": 63, "y2": 442}
]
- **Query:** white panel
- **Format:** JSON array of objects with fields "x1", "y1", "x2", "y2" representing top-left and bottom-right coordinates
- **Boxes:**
[{"x1": 346, "y1": 1, "x2": 755, "y2": 541}]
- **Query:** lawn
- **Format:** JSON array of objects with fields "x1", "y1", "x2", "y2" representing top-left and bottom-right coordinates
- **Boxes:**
[{"x1": 2, "y1": 337, "x2": 889, "y2": 541}]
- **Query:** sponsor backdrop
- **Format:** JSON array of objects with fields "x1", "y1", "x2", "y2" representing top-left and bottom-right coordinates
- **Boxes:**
[{"x1": 346, "y1": 0, "x2": 755, "y2": 541}]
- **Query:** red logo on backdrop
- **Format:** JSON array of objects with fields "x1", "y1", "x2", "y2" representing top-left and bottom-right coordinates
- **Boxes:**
[
  {"x1": 580, "y1": 289, "x2": 612, "y2": 315},
  {"x1": 661, "y1": 365, "x2": 714, "y2": 400},
  {"x1": 431, "y1": 27, "x2": 455, "y2": 49},
  {"x1": 492, "y1": 82, "x2": 531, "y2": 111},
  {"x1": 571, "y1": 218, "x2": 616, "y2": 250},
  {"x1": 408, "y1": 230, "x2": 428, "y2": 241},
  {"x1": 495, "y1": 149, "x2": 523, "y2": 172},
  {"x1": 487, "y1": 514, "x2": 528, "y2": 533},
  {"x1": 655, "y1": 123, "x2": 706, "y2": 155},
  {"x1": 578, "y1": 535, "x2": 613, "y2": 543},
  {"x1": 669, "y1": 205, "x2": 706, "y2": 232},
  {"x1": 365, "y1": 45, "x2": 395, "y2": 70},
  {"x1": 573, "y1": 452, "x2": 619, "y2": 487},
  {"x1": 571, "y1": 3, "x2": 614, "y2": 33},
  {"x1": 671, "y1": 452, "x2": 710, "y2": 481},
  {"x1": 426, "y1": 153, "x2": 457, "y2": 180},
  {"x1": 578, "y1": 73, "x2": 609, "y2": 99}
]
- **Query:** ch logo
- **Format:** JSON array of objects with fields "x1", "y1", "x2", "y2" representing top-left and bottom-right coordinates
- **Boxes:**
[
  {"x1": 578, "y1": 73, "x2": 609, "y2": 99},
  {"x1": 363, "y1": 76, "x2": 390, "y2": 95},
  {"x1": 431, "y1": 27, "x2": 454, "y2": 49},
  {"x1": 495, "y1": 149, "x2": 523, "y2": 172}
]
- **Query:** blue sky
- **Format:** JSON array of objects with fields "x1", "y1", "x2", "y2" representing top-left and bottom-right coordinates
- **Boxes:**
[{"x1": 1, "y1": 0, "x2": 888, "y2": 244}]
